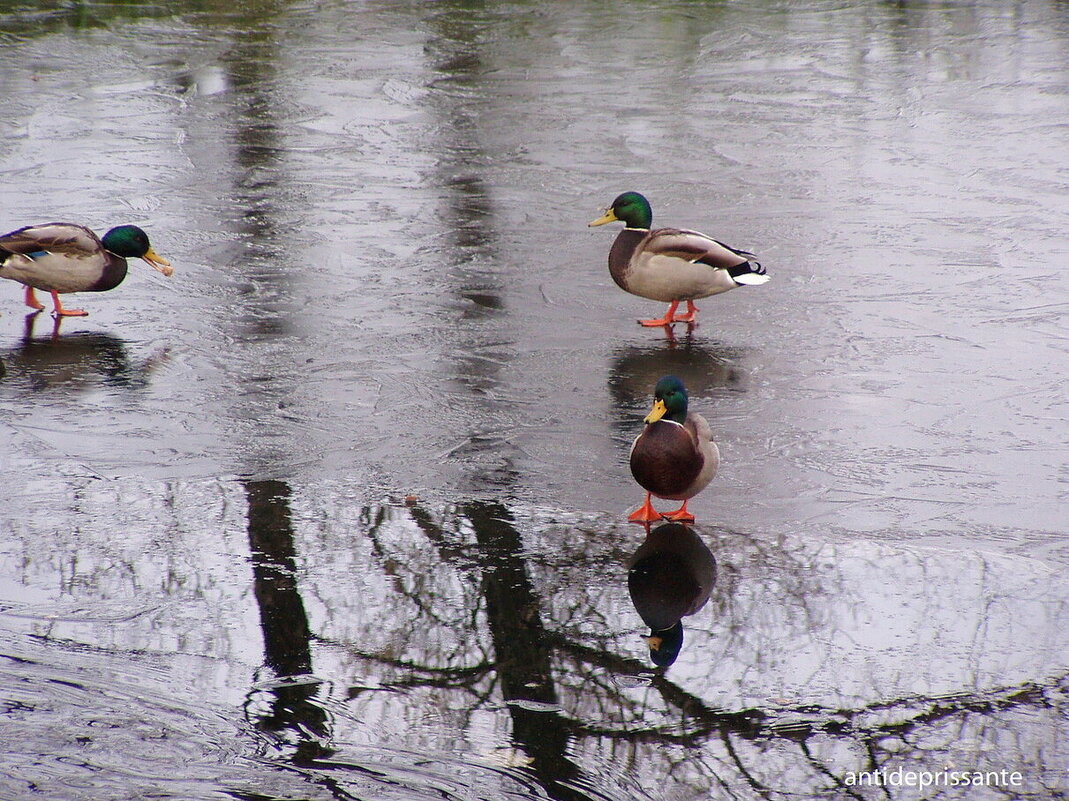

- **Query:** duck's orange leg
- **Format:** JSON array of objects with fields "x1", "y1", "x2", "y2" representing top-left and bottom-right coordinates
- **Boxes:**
[
  {"x1": 23, "y1": 286, "x2": 45, "y2": 311},
  {"x1": 662, "y1": 500, "x2": 695, "y2": 524},
  {"x1": 639, "y1": 300, "x2": 681, "y2": 327},
  {"x1": 671, "y1": 301, "x2": 699, "y2": 325},
  {"x1": 49, "y1": 291, "x2": 87, "y2": 317},
  {"x1": 628, "y1": 493, "x2": 662, "y2": 524}
]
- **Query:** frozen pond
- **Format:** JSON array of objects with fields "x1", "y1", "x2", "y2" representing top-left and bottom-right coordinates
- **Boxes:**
[{"x1": 1, "y1": 1, "x2": 1066, "y2": 799}]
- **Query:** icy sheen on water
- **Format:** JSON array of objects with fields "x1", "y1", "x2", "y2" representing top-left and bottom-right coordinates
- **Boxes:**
[{"x1": 0, "y1": 1, "x2": 1066, "y2": 799}]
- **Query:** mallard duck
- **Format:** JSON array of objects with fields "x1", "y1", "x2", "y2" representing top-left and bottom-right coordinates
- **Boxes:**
[
  {"x1": 0, "y1": 223, "x2": 172, "y2": 317},
  {"x1": 629, "y1": 375, "x2": 719, "y2": 524},
  {"x1": 628, "y1": 522, "x2": 717, "y2": 667},
  {"x1": 588, "y1": 191, "x2": 768, "y2": 326}
]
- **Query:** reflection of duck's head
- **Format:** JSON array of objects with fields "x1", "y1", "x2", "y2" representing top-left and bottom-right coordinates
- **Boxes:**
[
  {"x1": 627, "y1": 522, "x2": 717, "y2": 667},
  {"x1": 646, "y1": 621, "x2": 684, "y2": 667}
]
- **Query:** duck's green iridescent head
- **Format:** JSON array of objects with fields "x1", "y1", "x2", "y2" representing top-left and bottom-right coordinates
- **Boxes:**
[
  {"x1": 102, "y1": 225, "x2": 173, "y2": 275},
  {"x1": 588, "y1": 191, "x2": 653, "y2": 229},
  {"x1": 644, "y1": 375, "x2": 689, "y2": 425}
]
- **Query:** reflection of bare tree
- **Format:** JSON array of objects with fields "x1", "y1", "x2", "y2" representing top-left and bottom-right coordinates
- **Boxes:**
[
  {"x1": 243, "y1": 479, "x2": 333, "y2": 766},
  {"x1": 386, "y1": 501, "x2": 590, "y2": 800},
  {"x1": 466, "y1": 501, "x2": 591, "y2": 801},
  {"x1": 315, "y1": 501, "x2": 1066, "y2": 800}
]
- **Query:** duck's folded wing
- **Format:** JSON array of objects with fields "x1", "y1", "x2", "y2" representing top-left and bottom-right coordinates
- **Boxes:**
[
  {"x1": 646, "y1": 228, "x2": 752, "y2": 269},
  {"x1": 685, "y1": 414, "x2": 714, "y2": 445},
  {"x1": 0, "y1": 224, "x2": 102, "y2": 257}
]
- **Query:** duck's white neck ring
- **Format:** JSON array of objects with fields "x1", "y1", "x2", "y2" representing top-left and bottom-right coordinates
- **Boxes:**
[{"x1": 649, "y1": 419, "x2": 686, "y2": 429}]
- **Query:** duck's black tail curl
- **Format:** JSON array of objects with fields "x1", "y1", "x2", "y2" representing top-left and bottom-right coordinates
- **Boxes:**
[
  {"x1": 727, "y1": 259, "x2": 765, "y2": 276},
  {"x1": 727, "y1": 258, "x2": 770, "y2": 285}
]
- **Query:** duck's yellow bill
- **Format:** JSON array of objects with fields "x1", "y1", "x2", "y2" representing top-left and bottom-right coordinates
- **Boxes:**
[
  {"x1": 143, "y1": 248, "x2": 174, "y2": 277},
  {"x1": 587, "y1": 208, "x2": 618, "y2": 227},
  {"x1": 647, "y1": 635, "x2": 664, "y2": 651},
  {"x1": 644, "y1": 399, "x2": 667, "y2": 424}
]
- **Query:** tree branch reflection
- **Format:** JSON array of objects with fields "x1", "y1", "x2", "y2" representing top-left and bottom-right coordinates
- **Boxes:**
[
  {"x1": 314, "y1": 500, "x2": 1066, "y2": 799},
  {"x1": 243, "y1": 479, "x2": 332, "y2": 766}
]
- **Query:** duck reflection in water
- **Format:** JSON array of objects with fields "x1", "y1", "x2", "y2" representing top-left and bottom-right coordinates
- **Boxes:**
[
  {"x1": 627, "y1": 523, "x2": 717, "y2": 667},
  {"x1": 610, "y1": 337, "x2": 750, "y2": 416},
  {"x1": 0, "y1": 311, "x2": 168, "y2": 393}
]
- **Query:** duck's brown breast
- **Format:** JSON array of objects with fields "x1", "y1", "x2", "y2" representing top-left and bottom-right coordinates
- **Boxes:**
[
  {"x1": 608, "y1": 228, "x2": 648, "y2": 291},
  {"x1": 630, "y1": 420, "x2": 704, "y2": 499},
  {"x1": 88, "y1": 253, "x2": 129, "y2": 292}
]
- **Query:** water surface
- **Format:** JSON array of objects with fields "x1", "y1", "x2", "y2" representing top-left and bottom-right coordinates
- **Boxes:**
[{"x1": 1, "y1": 1, "x2": 1066, "y2": 799}]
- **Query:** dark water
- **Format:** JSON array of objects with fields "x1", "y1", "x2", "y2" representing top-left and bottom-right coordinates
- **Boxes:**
[{"x1": 1, "y1": 1, "x2": 1066, "y2": 799}]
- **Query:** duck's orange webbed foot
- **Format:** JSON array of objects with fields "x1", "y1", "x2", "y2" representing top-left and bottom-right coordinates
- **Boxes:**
[
  {"x1": 23, "y1": 286, "x2": 45, "y2": 311},
  {"x1": 670, "y1": 301, "x2": 699, "y2": 325},
  {"x1": 50, "y1": 291, "x2": 87, "y2": 317},
  {"x1": 628, "y1": 493, "x2": 662, "y2": 524},
  {"x1": 638, "y1": 300, "x2": 680, "y2": 327},
  {"x1": 662, "y1": 500, "x2": 695, "y2": 524}
]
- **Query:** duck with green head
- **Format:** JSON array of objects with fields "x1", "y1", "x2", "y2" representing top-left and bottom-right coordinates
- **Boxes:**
[
  {"x1": 629, "y1": 375, "x2": 719, "y2": 524},
  {"x1": 589, "y1": 191, "x2": 768, "y2": 327},
  {"x1": 0, "y1": 222, "x2": 173, "y2": 317}
]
